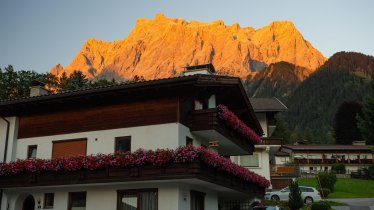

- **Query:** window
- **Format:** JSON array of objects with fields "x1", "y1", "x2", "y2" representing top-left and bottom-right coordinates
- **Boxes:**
[
  {"x1": 117, "y1": 189, "x2": 157, "y2": 210},
  {"x1": 115, "y1": 136, "x2": 131, "y2": 153},
  {"x1": 191, "y1": 190, "x2": 205, "y2": 210},
  {"x1": 186, "y1": 137, "x2": 193, "y2": 146},
  {"x1": 69, "y1": 192, "x2": 86, "y2": 210},
  {"x1": 52, "y1": 139, "x2": 87, "y2": 159},
  {"x1": 27, "y1": 145, "x2": 37, "y2": 159},
  {"x1": 44, "y1": 193, "x2": 54, "y2": 209},
  {"x1": 240, "y1": 154, "x2": 259, "y2": 167}
]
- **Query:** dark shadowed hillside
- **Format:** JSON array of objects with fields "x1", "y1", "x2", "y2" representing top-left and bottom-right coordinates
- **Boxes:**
[
  {"x1": 283, "y1": 52, "x2": 374, "y2": 143},
  {"x1": 245, "y1": 61, "x2": 310, "y2": 101}
]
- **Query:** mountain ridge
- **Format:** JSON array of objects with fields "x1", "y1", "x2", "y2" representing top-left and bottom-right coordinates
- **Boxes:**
[{"x1": 50, "y1": 13, "x2": 326, "y2": 80}]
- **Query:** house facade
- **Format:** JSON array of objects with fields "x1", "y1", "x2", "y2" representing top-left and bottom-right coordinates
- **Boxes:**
[
  {"x1": 231, "y1": 98, "x2": 287, "y2": 188},
  {"x1": 278, "y1": 144, "x2": 374, "y2": 174},
  {"x1": 0, "y1": 65, "x2": 269, "y2": 210}
]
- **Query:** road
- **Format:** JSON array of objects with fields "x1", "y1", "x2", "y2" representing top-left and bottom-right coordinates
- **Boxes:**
[{"x1": 328, "y1": 198, "x2": 374, "y2": 210}]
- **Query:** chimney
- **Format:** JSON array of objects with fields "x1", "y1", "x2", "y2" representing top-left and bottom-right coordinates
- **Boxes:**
[
  {"x1": 29, "y1": 80, "x2": 49, "y2": 97},
  {"x1": 182, "y1": 63, "x2": 216, "y2": 76}
]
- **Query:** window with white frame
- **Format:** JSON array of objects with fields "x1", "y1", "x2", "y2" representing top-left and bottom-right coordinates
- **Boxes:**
[{"x1": 240, "y1": 154, "x2": 260, "y2": 167}]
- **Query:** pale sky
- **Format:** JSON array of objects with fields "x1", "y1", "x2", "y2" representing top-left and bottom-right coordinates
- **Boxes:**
[{"x1": 0, "y1": 0, "x2": 373, "y2": 73}]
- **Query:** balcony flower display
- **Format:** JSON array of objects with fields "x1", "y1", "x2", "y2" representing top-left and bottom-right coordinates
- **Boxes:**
[
  {"x1": 0, "y1": 146, "x2": 270, "y2": 188},
  {"x1": 217, "y1": 104, "x2": 261, "y2": 144}
]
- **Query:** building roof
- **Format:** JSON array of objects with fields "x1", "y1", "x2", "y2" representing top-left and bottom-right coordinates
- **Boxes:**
[
  {"x1": 249, "y1": 97, "x2": 288, "y2": 112},
  {"x1": 0, "y1": 74, "x2": 264, "y2": 135},
  {"x1": 275, "y1": 151, "x2": 289, "y2": 156},
  {"x1": 283, "y1": 144, "x2": 372, "y2": 152}
]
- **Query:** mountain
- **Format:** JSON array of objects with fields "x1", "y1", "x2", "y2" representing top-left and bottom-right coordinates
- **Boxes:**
[
  {"x1": 245, "y1": 61, "x2": 311, "y2": 100},
  {"x1": 283, "y1": 52, "x2": 374, "y2": 143},
  {"x1": 50, "y1": 13, "x2": 326, "y2": 80}
]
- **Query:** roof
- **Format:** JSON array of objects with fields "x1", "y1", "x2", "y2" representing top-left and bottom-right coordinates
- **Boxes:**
[
  {"x1": 283, "y1": 144, "x2": 372, "y2": 151},
  {"x1": 275, "y1": 151, "x2": 289, "y2": 156},
  {"x1": 249, "y1": 97, "x2": 288, "y2": 112},
  {"x1": 0, "y1": 74, "x2": 263, "y2": 135}
]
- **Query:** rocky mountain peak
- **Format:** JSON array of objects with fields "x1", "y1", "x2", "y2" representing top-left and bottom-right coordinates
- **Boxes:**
[{"x1": 50, "y1": 14, "x2": 326, "y2": 80}]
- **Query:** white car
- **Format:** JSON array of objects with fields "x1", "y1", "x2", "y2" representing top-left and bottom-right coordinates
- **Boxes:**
[{"x1": 264, "y1": 186, "x2": 322, "y2": 204}]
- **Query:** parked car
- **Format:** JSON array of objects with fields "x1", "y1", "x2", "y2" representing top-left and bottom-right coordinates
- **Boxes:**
[{"x1": 264, "y1": 186, "x2": 322, "y2": 204}]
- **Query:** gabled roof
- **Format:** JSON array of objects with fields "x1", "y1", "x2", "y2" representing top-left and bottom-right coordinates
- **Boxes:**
[
  {"x1": 282, "y1": 144, "x2": 372, "y2": 152},
  {"x1": 249, "y1": 97, "x2": 288, "y2": 112},
  {"x1": 0, "y1": 74, "x2": 263, "y2": 135}
]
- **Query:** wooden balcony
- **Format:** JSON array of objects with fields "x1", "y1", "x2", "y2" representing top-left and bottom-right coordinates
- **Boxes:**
[
  {"x1": 270, "y1": 165, "x2": 300, "y2": 177},
  {"x1": 260, "y1": 137, "x2": 282, "y2": 145},
  {"x1": 188, "y1": 108, "x2": 254, "y2": 155},
  {"x1": 0, "y1": 162, "x2": 265, "y2": 196}
]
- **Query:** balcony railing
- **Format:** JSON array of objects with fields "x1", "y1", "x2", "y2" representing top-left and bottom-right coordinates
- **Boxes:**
[
  {"x1": 0, "y1": 162, "x2": 265, "y2": 195},
  {"x1": 260, "y1": 137, "x2": 282, "y2": 145},
  {"x1": 294, "y1": 158, "x2": 373, "y2": 165},
  {"x1": 270, "y1": 165, "x2": 300, "y2": 177},
  {"x1": 188, "y1": 108, "x2": 255, "y2": 154}
]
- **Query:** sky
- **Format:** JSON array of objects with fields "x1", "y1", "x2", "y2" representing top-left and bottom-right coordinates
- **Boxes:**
[{"x1": 0, "y1": 0, "x2": 373, "y2": 73}]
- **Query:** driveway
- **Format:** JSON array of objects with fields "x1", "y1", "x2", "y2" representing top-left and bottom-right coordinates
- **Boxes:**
[{"x1": 328, "y1": 198, "x2": 374, "y2": 210}]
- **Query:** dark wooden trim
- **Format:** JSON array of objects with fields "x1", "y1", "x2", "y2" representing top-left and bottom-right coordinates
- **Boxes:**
[
  {"x1": 0, "y1": 162, "x2": 265, "y2": 196},
  {"x1": 18, "y1": 98, "x2": 179, "y2": 138}
]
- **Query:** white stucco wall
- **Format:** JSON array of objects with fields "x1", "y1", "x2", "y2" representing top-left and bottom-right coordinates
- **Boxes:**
[
  {"x1": 3, "y1": 182, "x2": 219, "y2": 210},
  {"x1": 255, "y1": 113, "x2": 267, "y2": 137},
  {"x1": 0, "y1": 117, "x2": 18, "y2": 163},
  {"x1": 15, "y1": 123, "x2": 197, "y2": 160},
  {"x1": 231, "y1": 149, "x2": 271, "y2": 182}
]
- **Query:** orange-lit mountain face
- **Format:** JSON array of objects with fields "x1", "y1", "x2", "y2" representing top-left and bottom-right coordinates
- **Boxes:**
[{"x1": 50, "y1": 13, "x2": 326, "y2": 80}]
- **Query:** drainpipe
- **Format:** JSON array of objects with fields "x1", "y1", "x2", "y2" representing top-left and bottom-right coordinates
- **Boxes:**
[{"x1": 1, "y1": 116, "x2": 10, "y2": 162}]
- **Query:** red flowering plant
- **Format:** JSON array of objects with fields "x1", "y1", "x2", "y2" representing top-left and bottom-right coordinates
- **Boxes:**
[
  {"x1": 0, "y1": 146, "x2": 270, "y2": 188},
  {"x1": 217, "y1": 104, "x2": 261, "y2": 144}
]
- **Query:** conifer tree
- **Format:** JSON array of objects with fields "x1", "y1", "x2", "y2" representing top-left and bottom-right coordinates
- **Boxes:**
[
  {"x1": 288, "y1": 180, "x2": 303, "y2": 210},
  {"x1": 358, "y1": 76, "x2": 374, "y2": 145}
]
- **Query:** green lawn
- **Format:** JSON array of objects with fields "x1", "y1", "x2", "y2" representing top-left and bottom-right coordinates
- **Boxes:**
[{"x1": 298, "y1": 178, "x2": 374, "y2": 198}]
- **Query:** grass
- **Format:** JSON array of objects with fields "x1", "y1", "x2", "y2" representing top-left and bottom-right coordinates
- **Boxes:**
[{"x1": 298, "y1": 177, "x2": 374, "y2": 198}]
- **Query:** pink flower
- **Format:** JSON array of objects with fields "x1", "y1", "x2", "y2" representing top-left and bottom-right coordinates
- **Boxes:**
[
  {"x1": 217, "y1": 104, "x2": 261, "y2": 144},
  {"x1": 0, "y1": 146, "x2": 270, "y2": 188}
]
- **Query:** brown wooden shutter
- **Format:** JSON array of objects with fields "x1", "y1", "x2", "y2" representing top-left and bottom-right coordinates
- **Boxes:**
[{"x1": 52, "y1": 139, "x2": 87, "y2": 159}]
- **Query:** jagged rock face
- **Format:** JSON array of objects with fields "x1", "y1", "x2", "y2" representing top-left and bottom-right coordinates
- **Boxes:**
[{"x1": 50, "y1": 13, "x2": 326, "y2": 80}]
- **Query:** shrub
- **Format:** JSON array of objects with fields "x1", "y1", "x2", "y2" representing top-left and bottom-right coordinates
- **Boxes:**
[
  {"x1": 317, "y1": 188, "x2": 331, "y2": 198},
  {"x1": 288, "y1": 180, "x2": 304, "y2": 210},
  {"x1": 317, "y1": 172, "x2": 337, "y2": 192},
  {"x1": 331, "y1": 163, "x2": 346, "y2": 174},
  {"x1": 311, "y1": 201, "x2": 332, "y2": 210}
]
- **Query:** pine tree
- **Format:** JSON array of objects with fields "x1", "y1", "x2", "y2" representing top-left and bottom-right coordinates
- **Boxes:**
[
  {"x1": 288, "y1": 180, "x2": 303, "y2": 210},
  {"x1": 358, "y1": 76, "x2": 374, "y2": 145},
  {"x1": 334, "y1": 101, "x2": 363, "y2": 145}
]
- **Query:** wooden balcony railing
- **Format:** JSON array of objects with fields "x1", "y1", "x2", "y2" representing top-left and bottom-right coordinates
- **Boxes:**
[
  {"x1": 260, "y1": 137, "x2": 282, "y2": 145},
  {"x1": 188, "y1": 108, "x2": 254, "y2": 154},
  {"x1": 0, "y1": 162, "x2": 265, "y2": 196},
  {"x1": 270, "y1": 165, "x2": 300, "y2": 177}
]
